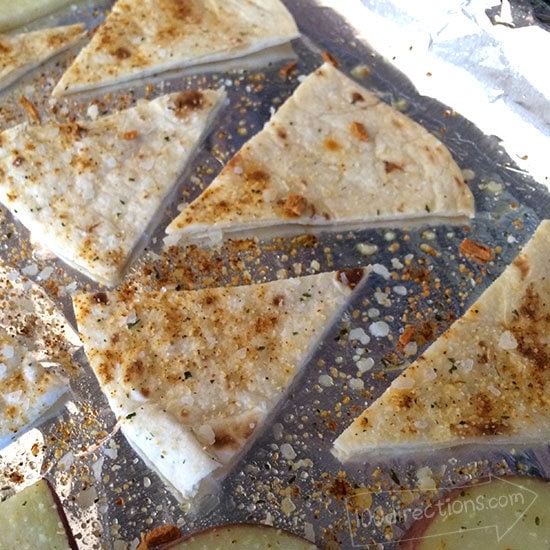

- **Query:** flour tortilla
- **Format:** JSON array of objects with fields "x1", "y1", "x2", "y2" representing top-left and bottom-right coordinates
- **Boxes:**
[
  {"x1": 0, "y1": 264, "x2": 80, "y2": 449},
  {"x1": 333, "y1": 220, "x2": 550, "y2": 462},
  {"x1": 0, "y1": 89, "x2": 226, "y2": 286},
  {"x1": 73, "y1": 268, "x2": 368, "y2": 499},
  {"x1": 52, "y1": 0, "x2": 299, "y2": 97},
  {"x1": 165, "y1": 62, "x2": 474, "y2": 247},
  {"x1": 0, "y1": 0, "x2": 81, "y2": 32},
  {"x1": 0, "y1": 24, "x2": 85, "y2": 92}
]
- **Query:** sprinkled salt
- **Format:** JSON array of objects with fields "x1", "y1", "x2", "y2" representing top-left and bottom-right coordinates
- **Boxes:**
[
  {"x1": 280, "y1": 443, "x2": 297, "y2": 460},
  {"x1": 372, "y1": 263, "x2": 390, "y2": 279},
  {"x1": 498, "y1": 330, "x2": 517, "y2": 350},
  {"x1": 349, "y1": 378, "x2": 364, "y2": 390},
  {"x1": 367, "y1": 307, "x2": 380, "y2": 318},
  {"x1": 391, "y1": 257, "x2": 404, "y2": 269},
  {"x1": 38, "y1": 266, "x2": 53, "y2": 280},
  {"x1": 22, "y1": 263, "x2": 39, "y2": 276},
  {"x1": 403, "y1": 341, "x2": 417, "y2": 356},
  {"x1": 488, "y1": 385, "x2": 501, "y2": 397},
  {"x1": 318, "y1": 374, "x2": 334, "y2": 387},
  {"x1": 349, "y1": 327, "x2": 370, "y2": 345},
  {"x1": 356, "y1": 243, "x2": 378, "y2": 256},
  {"x1": 369, "y1": 321, "x2": 390, "y2": 337},
  {"x1": 356, "y1": 357, "x2": 374, "y2": 373},
  {"x1": 391, "y1": 375, "x2": 415, "y2": 390},
  {"x1": 87, "y1": 104, "x2": 99, "y2": 120},
  {"x1": 458, "y1": 358, "x2": 474, "y2": 373},
  {"x1": 375, "y1": 291, "x2": 391, "y2": 306},
  {"x1": 1, "y1": 344, "x2": 14, "y2": 359},
  {"x1": 272, "y1": 423, "x2": 283, "y2": 441}
]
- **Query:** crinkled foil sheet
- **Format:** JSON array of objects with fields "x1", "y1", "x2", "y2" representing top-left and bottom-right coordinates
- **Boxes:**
[{"x1": 0, "y1": 1, "x2": 549, "y2": 548}]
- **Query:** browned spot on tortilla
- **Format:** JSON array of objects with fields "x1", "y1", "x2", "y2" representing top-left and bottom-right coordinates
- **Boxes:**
[
  {"x1": 123, "y1": 359, "x2": 144, "y2": 384},
  {"x1": 384, "y1": 161, "x2": 403, "y2": 173},
  {"x1": 0, "y1": 40, "x2": 13, "y2": 54},
  {"x1": 350, "y1": 91, "x2": 364, "y2": 104},
  {"x1": 272, "y1": 294, "x2": 285, "y2": 307},
  {"x1": 451, "y1": 419, "x2": 510, "y2": 437},
  {"x1": 283, "y1": 193, "x2": 309, "y2": 218},
  {"x1": 512, "y1": 253, "x2": 530, "y2": 280},
  {"x1": 173, "y1": 90, "x2": 204, "y2": 116},
  {"x1": 472, "y1": 392, "x2": 492, "y2": 418},
  {"x1": 246, "y1": 169, "x2": 269, "y2": 184},
  {"x1": 276, "y1": 126, "x2": 288, "y2": 140},
  {"x1": 349, "y1": 121, "x2": 369, "y2": 142},
  {"x1": 324, "y1": 138, "x2": 341, "y2": 152},
  {"x1": 212, "y1": 421, "x2": 256, "y2": 451},
  {"x1": 392, "y1": 391, "x2": 414, "y2": 409},
  {"x1": 392, "y1": 117, "x2": 404, "y2": 129},
  {"x1": 336, "y1": 268, "x2": 365, "y2": 289},
  {"x1": 93, "y1": 292, "x2": 109, "y2": 304},
  {"x1": 254, "y1": 315, "x2": 277, "y2": 334},
  {"x1": 113, "y1": 46, "x2": 131, "y2": 59},
  {"x1": 168, "y1": 0, "x2": 193, "y2": 20}
]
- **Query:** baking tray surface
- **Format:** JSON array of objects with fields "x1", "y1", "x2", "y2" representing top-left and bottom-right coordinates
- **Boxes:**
[{"x1": 0, "y1": 1, "x2": 549, "y2": 548}]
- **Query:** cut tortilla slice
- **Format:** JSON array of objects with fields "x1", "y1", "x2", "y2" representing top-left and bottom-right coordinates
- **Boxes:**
[
  {"x1": 0, "y1": 89, "x2": 226, "y2": 286},
  {"x1": 0, "y1": 23, "x2": 85, "y2": 92},
  {"x1": 0, "y1": 0, "x2": 82, "y2": 32},
  {"x1": 52, "y1": 0, "x2": 299, "y2": 97},
  {"x1": 73, "y1": 268, "x2": 368, "y2": 500},
  {"x1": 332, "y1": 220, "x2": 550, "y2": 462},
  {"x1": 0, "y1": 264, "x2": 81, "y2": 449},
  {"x1": 165, "y1": 62, "x2": 474, "y2": 247}
]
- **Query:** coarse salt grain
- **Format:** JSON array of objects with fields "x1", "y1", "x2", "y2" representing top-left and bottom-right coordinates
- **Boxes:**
[
  {"x1": 369, "y1": 321, "x2": 390, "y2": 337},
  {"x1": 356, "y1": 243, "x2": 378, "y2": 256},
  {"x1": 318, "y1": 374, "x2": 334, "y2": 387},
  {"x1": 393, "y1": 285, "x2": 407, "y2": 296},
  {"x1": 372, "y1": 263, "x2": 390, "y2": 279},
  {"x1": 391, "y1": 375, "x2": 415, "y2": 390},
  {"x1": 498, "y1": 330, "x2": 517, "y2": 350},
  {"x1": 356, "y1": 357, "x2": 374, "y2": 373},
  {"x1": 280, "y1": 443, "x2": 297, "y2": 460},
  {"x1": 349, "y1": 327, "x2": 370, "y2": 345}
]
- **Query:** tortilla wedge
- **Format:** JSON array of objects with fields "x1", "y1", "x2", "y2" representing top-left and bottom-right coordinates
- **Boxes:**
[
  {"x1": 52, "y1": 0, "x2": 299, "y2": 97},
  {"x1": 0, "y1": 89, "x2": 226, "y2": 286},
  {"x1": 333, "y1": 220, "x2": 550, "y2": 462},
  {"x1": 165, "y1": 62, "x2": 474, "y2": 247},
  {"x1": 0, "y1": 264, "x2": 81, "y2": 449},
  {"x1": 0, "y1": 23, "x2": 85, "y2": 92},
  {"x1": 73, "y1": 268, "x2": 368, "y2": 500}
]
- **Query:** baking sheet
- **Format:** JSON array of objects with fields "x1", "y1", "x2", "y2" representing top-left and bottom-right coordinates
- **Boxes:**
[{"x1": 0, "y1": 0, "x2": 549, "y2": 548}]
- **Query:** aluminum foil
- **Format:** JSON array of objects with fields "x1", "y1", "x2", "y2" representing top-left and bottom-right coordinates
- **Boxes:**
[
  {"x1": 327, "y1": 0, "x2": 550, "y2": 188},
  {"x1": 0, "y1": 1, "x2": 549, "y2": 549}
]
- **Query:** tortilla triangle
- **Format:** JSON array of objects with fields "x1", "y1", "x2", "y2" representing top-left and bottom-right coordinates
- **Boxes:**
[
  {"x1": 165, "y1": 63, "x2": 474, "y2": 247},
  {"x1": 333, "y1": 220, "x2": 550, "y2": 462},
  {"x1": 0, "y1": 264, "x2": 81, "y2": 448},
  {"x1": 73, "y1": 268, "x2": 367, "y2": 499},
  {"x1": 0, "y1": 89, "x2": 226, "y2": 286},
  {"x1": 0, "y1": 23, "x2": 84, "y2": 92},
  {"x1": 52, "y1": 0, "x2": 299, "y2": 96}
]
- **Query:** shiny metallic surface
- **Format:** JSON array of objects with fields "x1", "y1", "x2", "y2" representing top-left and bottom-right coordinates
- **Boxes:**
[{"x1": 0, "y1": 1, "x2": 548, "y2": 548}]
